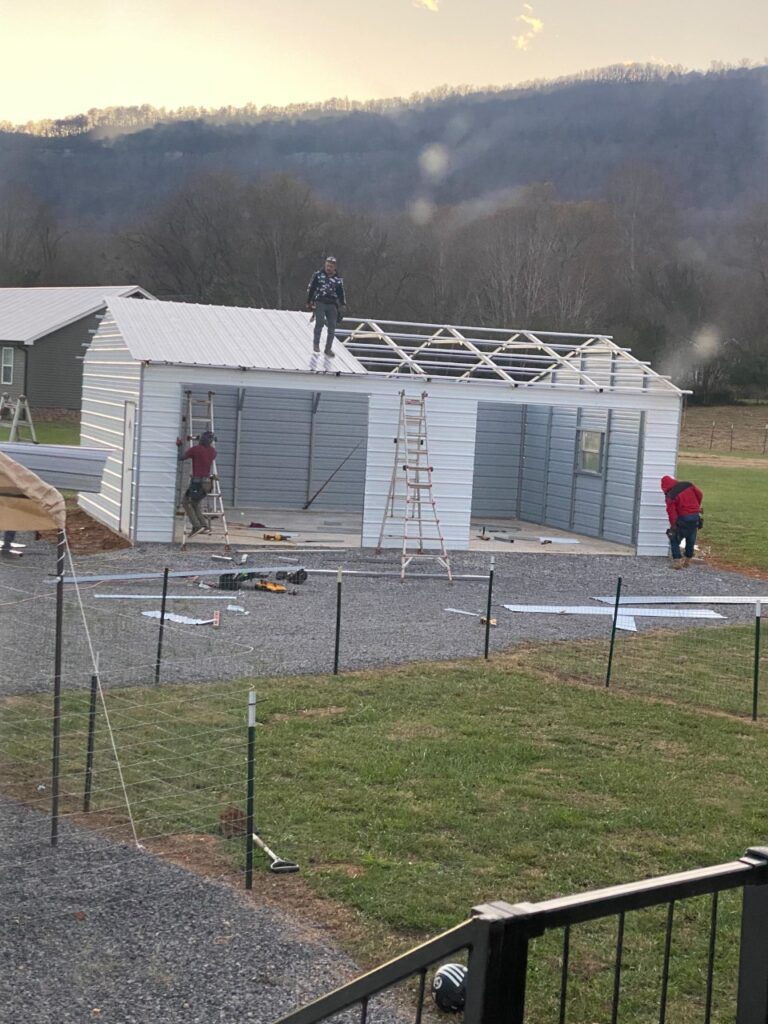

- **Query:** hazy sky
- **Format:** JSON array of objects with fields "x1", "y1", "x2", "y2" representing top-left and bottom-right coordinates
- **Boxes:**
[{"x1": 2, "y1": 0, "x2": 766, "y2": 122}]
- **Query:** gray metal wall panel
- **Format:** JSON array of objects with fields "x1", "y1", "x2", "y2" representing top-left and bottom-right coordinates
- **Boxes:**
[
  {"x1": 571, "y1": 409, "x2": 608, "y2": 537},
  {"x1": 519, "y1": 405, "x2": 549, "y2": 522},
  {"x1": 471, "y1": 402, "x2": 523, "y2": 517},
  {"x1": 544, "y1": 407, "x2": 578, "y2": 529},
  {"x1": 601, "y1": 410, "x2": 642, "y2": 544},
  {"x1": 230, "y1": 387, "x2": 368, "y2": 512},
  {"x1": 308, "y1": 393, "x2": 368, "y2": 511},
  {"x1": 26, "y1": 313, "x2": 100, "y2": 410}
]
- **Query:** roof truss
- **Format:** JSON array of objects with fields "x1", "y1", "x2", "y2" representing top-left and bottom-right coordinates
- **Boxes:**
[{"x1": 337, "y1": 318, "x2": 684, "y2": 394}]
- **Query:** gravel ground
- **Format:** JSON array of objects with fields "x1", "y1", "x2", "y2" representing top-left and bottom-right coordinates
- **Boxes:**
[
  {"x1": 0, "y1": 796, "x2": 409, "y2": 1024},
  {"x1": 1, "y1": 540, "x2": 766, "y2": 695}
]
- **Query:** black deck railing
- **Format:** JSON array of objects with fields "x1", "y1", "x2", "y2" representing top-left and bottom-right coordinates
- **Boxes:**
[{"x1": 272, "y1": 846, "x2": 768, "y2": 1024}]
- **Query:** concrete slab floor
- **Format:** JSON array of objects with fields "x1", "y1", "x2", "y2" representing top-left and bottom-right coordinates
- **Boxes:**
[{"x1": 174, "y1": 508, "x2": 633, "y2": 556}]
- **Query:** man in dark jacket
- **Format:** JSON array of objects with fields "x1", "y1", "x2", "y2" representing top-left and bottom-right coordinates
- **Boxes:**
[
  {"x1": 306, "y1": 256, "x2": 346, "y2": 357},
  {"x1": 661, "y1": 475, "x2": 703, "y2": 567}
]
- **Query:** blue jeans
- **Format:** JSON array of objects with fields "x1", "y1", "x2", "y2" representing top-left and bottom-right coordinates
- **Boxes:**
[
  {"x1": 670, "y1": 514, "x2": 699, "y2": 560},
  {"x1": 313, "y1": 302, "x2": 338, "y2": 350}
]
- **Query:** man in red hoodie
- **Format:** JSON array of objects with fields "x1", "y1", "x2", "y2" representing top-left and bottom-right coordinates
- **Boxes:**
[{"x1": 661, "y1": 475, "x2": 704, "y2": 567}]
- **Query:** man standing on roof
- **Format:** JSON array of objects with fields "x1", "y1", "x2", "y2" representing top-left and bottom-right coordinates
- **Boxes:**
[
  {"x1": 661, "y1": 475, "x2": 703, "y2": 568},
  {"x1": 306, "y1": 256, "x2": 346, "y2": 357},
  {"x1": 177, "y1": 431, "x2": 217, "y2": 538}
]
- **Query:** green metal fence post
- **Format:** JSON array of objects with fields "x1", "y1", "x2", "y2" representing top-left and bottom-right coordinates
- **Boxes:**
[
  {"x1": 605, "y1": 576, "x2": 623, "y2": 689},
  {"x1": 245, "y1": 690, "x2": 256, "y2": 890},
  {"x1": 752, "y1": 602, "x2": 762, "y2": 722}
]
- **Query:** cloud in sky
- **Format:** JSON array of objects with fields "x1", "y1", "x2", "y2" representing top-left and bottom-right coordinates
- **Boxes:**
[
  {"x1": 512, "y1": 3, "x2": 544, "y2": 50},
  {"x1": 413, "y1": 0, "x2": 440, "y2": 10}
]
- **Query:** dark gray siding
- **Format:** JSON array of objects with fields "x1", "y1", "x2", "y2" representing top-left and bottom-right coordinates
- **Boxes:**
[
  {"x1": 25, "y1": 313, "x2": 101, "y2": 410},
  {"x1": 184, "y1": 385, "x2": 369, "y2": 512},
  {"x1": 0, "y1": 344, "x2": 26, "y2": 403}
]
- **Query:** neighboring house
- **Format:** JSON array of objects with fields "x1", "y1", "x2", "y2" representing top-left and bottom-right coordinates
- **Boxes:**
[{"x1": 0, "y1": 286, "x2": 153, "y2": 413}]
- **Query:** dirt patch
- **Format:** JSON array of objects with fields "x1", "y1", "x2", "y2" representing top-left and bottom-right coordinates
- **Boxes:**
[
  {"x1": 678, "y1": 451, "x2": 768, "y2": 470},
  {"x1": 39, "y1": 500, "x2": 131, "y2": 555},
  {"x1": 681, "y1": 404, "x2": 768, "y2": 454},
  {"x1": 143, "y1": 832, "x2": 410, "y2": 963}
]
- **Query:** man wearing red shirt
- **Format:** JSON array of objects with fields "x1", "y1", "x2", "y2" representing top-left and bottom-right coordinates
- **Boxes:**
[
  {"x1": 661, "y1": 475, "x2": 704, "y2": 567},
  {"x1": 179, "y1": 431, "x2": 217, "y2": 536}
]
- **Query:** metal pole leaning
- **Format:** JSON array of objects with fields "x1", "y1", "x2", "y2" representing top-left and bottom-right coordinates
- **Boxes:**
[
  {"x1": 605, "y1": 576, "x2": 623, "y2": 688},
  {"x1": 484, "y1": 559, "x2": 495, "y2": 661},
  {"x1": 752, "y1": 602, "x2": 762, "y2": 722},
  {"x1": 51, "y1": 529, "x2": 66, "y2": 847},
  {"x1": 83, "y1": 669, "x2": 99, "y2": 812},
  {"x1": 154, "y1": 567, "x2": 170, "y2": 684},
  {"x1": 333, "y1": 567, "x2": 343, "y2": 675},
  {"x1": 245, "y1": 690, "x2": 256, "y2": 890}
]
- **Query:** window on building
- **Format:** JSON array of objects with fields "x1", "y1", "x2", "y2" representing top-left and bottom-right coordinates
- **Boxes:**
[
  {"x1": 578, "y1": 430, "x2": 604, "y2": 474},
  {"x1": 1, "y1": 347, "x2": 13, "y2": 386}
]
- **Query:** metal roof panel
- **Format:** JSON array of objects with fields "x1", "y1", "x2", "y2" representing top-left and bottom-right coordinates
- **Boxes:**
[
  {"x1": 0, "y1": 286, "x2": 151, "y2": 343},
  {"x1": 105, "y1": 298, "x2": 369, "y2": 375}
]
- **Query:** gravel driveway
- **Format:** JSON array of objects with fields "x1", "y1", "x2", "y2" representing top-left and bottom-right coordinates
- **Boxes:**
[
  {"x1": 1, "y1": 540, "x2": 766, "y2": 695},
  {"x1": 0, "y1": 796, "x2": 410, "y2": 1024}
]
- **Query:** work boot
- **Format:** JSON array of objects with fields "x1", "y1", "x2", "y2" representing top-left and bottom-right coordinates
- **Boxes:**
[
  {"x1": 682, "y1": 557, "x2": 692, "y2": 567},
  {"x1": 313, "y1": 344, "x2": 320, "y2": 353},
  {"x1": 671, "y1": 560, "x2": 683, "y2": 569},
  {"x1": 325, "y1": 348, "x2": 335, "y2": 358}
]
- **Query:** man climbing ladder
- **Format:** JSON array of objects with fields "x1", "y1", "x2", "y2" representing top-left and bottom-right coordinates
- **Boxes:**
[{"x1": 177, "y1": 391, "x2": 230, "y2": 549}]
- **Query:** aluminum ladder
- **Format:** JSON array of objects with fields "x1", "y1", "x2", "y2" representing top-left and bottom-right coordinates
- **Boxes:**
[
  {"x1": 179, "y1": 390, "x2": 230, "y2": 550},
  {"x1": 377, "y1": 390, "x2": 452, "y2": 580},
  {"x1": 0, "y1": 393, "x2": 37, "y2": 443}
]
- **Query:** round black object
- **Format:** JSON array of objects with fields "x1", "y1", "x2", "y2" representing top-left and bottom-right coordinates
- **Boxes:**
[{"x1": 431, "y1": 963, "x2": 467, "y2": 1013}]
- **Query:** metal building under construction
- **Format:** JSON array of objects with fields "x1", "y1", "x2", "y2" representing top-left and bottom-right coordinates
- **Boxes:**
[{"x1": 79, "y1": 298, "x2": 686, "y2": 555}]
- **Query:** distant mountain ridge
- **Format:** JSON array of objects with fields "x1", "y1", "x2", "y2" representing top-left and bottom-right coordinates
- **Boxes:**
[{"x1": 1, "y1": 64, "x2": 766, "y2": 225}]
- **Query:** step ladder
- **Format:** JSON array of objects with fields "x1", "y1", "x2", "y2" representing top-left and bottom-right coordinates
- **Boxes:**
[
  {"x1": 377, "y1": 390, "x2": 452, "y2": 580},
  {"x1": 179, "y1": 390, "x2": 230, "y2": 551},
  {"x1": 0, "y1": 394, "x2": 38, "y2": 443}
]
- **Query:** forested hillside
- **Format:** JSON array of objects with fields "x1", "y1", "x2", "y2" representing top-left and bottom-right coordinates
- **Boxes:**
[
  {"x1": 1, "y1": 64, "x2": 767, "y2": 398},
  {"x1": 1, "y1": 65, "x2": 766, "y2": 219}
]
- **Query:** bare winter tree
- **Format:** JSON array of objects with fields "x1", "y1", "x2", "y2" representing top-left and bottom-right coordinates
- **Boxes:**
[{"x1": 0, "y1": 184, "x2": 63, "y2": 286}]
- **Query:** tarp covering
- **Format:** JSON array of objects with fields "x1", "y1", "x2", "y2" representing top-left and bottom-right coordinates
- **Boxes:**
[{"x1": 0, "y1": 449, "x2": 66, "y2": 531}]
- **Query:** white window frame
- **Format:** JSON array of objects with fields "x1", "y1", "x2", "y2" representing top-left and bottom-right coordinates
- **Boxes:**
[
  {"x1": 1, "y1": 347, "x2": 12, "y2": 386},
  {"x1": 577, "y1": 429, "x2": 605, "y2": 475}
]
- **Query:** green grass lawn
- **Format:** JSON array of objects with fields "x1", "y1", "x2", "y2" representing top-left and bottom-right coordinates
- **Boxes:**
[
  {"x1": 0, "y1": 420, "x2": 79, "y2": 445},
  {"x1": 677, "y1": 459, "x2": 768, "y2": 572},
  {"x1": 3, "y1": 635, "x2": 768, "y2": 1021}
]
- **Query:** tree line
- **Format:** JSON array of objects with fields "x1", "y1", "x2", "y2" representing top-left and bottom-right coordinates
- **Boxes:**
[{"x1": 1, "y1": 165, "x2": 765, "y2": 400}]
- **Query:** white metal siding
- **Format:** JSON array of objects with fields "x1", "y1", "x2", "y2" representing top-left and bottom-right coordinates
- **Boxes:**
[
  {"x1": 636, "y1": 403, "x2": 682, "y2": 555},
  {"x1": 135, "y1": 375, "x2": 181, "y2": 542},
  {"x1": 362, "y1": 391, "x2": 477, "y2": 550},
  {"x1": 78, "y1": 315, "x2": 141, "y2": 536}
]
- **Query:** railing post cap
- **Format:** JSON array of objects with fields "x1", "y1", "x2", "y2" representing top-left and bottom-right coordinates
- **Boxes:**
[
  {"x1": 471, "y1": 900, "x2": 533, "y2": 921},
  {"x1": 742, "y1": 846, "x2": 768, "y2": 864}
]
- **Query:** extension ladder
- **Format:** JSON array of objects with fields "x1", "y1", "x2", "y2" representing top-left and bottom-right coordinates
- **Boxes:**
[
  {"x1": 179, "y1": 390, "x2": 230, "y2": 550},
  {"x1": 0, "y1": 393, "x2": 37, "y2": 443},
  {"x1": 377, "y1": 390, "x2": 452, "y2": 580}
]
